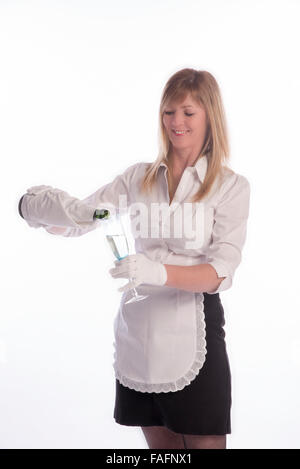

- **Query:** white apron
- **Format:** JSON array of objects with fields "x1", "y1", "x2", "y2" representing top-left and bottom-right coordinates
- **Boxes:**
[{"x1": 113, "y1": 284, "x2": 207, "y2": 393}]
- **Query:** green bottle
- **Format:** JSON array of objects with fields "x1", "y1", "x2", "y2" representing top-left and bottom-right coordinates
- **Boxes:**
[{"x1": 93, "y1": 209, "x2": 110, "y2": 220}]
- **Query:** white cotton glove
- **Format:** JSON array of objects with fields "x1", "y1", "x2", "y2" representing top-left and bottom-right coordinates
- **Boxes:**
[
  {"x1": 26, "y1": 185, "x2": 54, "y2": 196},
  {"x1": 19, "y1": 185, "x2": 97, "y2": 229},
  {"x1": 109, "y1": 253, "x2": 168, "y2": 293}
]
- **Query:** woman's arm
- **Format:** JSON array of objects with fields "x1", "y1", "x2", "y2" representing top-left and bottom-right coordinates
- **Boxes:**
[
  {"x1": 51, "y1": 162, "x2": 141, "y2": 237},
  {"x1": 164, "y1": 173, "x2": 250, "y2": 295},
  {"x1": 164, "y1": 263, "x2": 225, "y2": 293}
]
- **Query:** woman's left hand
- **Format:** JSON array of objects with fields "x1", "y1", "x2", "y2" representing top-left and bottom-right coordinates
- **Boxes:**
[{"x1": 109, "y1": 253, "x2": 167, "y2": 293}]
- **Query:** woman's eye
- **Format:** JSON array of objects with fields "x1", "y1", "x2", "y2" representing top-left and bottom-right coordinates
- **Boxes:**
[{"x1": 164, "y1": 111, "x2": 194, "y2": 116}]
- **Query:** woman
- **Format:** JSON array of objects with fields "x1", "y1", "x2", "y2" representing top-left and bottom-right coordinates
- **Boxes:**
[{"x1": 19, "y1": 68, "x2": 250, "y2": 450}]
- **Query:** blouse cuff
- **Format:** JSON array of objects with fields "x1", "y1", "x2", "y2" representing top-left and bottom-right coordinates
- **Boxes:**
[{"x1": 207, "y1": 260, "x2": 232, "y2": 294}]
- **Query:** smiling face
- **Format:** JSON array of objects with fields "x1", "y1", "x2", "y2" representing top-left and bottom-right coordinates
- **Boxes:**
[{"x1": 162, "y1": 93, "x2": 207, "y2": 158}]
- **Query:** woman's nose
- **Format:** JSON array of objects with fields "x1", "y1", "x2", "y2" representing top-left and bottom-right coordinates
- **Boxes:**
[{"x1": 170, "y1": 116, "x2": 185, "y2": 128}]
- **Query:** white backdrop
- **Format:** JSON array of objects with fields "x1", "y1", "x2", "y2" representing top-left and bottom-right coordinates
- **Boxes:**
[{"x1": 1, "y1": 0, "x2": 300, "y2": 449}]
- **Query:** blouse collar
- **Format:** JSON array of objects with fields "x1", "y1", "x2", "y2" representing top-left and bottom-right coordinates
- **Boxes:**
[{"x1": 158, "y1": 154, "x2": 208, "y2": 183}]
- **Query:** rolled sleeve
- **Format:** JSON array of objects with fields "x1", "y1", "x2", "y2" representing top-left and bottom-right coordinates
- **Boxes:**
[{"x1": 206, "y1": 173, "x2": 250, "y2": 294}]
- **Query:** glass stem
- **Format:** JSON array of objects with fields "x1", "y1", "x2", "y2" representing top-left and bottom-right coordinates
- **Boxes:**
[{"x1": 130, "y1": 277, "x2": 139, "y2": 298}]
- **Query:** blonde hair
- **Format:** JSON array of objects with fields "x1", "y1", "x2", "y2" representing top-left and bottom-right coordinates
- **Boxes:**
[{"x1": 140, "y1": 68, "x2": 234, "y2": 203}]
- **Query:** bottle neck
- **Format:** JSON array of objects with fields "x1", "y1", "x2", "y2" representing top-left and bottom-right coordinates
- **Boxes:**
[{"x1": 93, "y1": 209, "x2": 110, "y2": 220}]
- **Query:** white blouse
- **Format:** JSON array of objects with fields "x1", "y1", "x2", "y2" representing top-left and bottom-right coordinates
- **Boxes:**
[
  {"x1": 22, "y1": 155, "x2": 251, "y2": 393},
  {"x1": 58, "y1": 155, "x2": 250, "y2": 393}
]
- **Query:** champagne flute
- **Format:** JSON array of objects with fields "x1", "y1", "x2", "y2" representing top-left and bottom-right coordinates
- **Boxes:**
[{"x1": 101, "y1": 211, "x2": 148, "y2": 303}]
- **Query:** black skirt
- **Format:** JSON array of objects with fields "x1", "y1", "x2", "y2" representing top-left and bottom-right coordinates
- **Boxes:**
[{"x1": 113, "y1": 292, "x2": 231, "y2": 435}]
